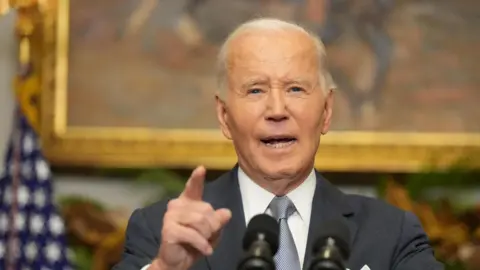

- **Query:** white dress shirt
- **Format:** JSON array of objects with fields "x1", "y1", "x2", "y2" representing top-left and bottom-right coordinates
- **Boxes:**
[
  {"x1": 238, "y1": 167, "x2": 316, "y2": 268},
  {"x1": 141, "y1": 168, "x2": 316, "y2": 270}
]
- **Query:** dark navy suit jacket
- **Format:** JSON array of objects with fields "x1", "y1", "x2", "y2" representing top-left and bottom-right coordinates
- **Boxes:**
[{"x1": 113, "y1": 168, "x2": 444, "y2": 270}]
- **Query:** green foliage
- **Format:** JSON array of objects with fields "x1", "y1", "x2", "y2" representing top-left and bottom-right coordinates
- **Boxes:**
[
  {"x1": 377, "y1": 155, "x2": 480, "y2": 269},
  {"x1": 376, "y1": 174, "x2": 391, "y2": 198},
  {"x1": 405, "y1": 158, "x2": 479, "y2": 201},
  {"x1": 136, "y1": 168, "x2": 186, "y2": 195},
  {"x1": 444, "y1": 260, "x2": 467, "y2": 270},
  {"x1": 69, "y1": 246, "x2": 94, "y2": 270},
  {"x1": 376, "y1": 157, "x2": 479, "y2": 203},
  {"x1": 58, "y1": 195, "x2": 106, "y2": 211},
  {"x1": 134, "y1": 168, "x2": 187, "y2": 206},
  {"x1": 57, "y1": 196, "x2": 101, "y2": 270}
]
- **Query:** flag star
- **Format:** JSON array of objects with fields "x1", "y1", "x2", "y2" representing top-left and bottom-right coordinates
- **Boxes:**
[
  {"x1": 18, "y1": 185, "x2": 31, "y2": 207},
  {"x1": 33, "y1": 189, "x2": 46, "y2": 208},
  {"x1": 25, "y1": 241, "x2": 38, "y2": 261},
  {"x1": 30, "y1": 214, "x2": 45, "y2": 234},
  {"x1": 15, "y1": 212, "x2": 26, "y2": 231},
  {"x1": 23, "y1": 132, "x2": 35, "y2": 154},
  {"x1": 35, "y1": 158, "x2": 50, "y2": 181},
  {"x1": 49, "y1": 215, "x2": 65, "y2": 235},
  {"x1": 45, "y1": 242, "x2": 61, "y2": 262}
]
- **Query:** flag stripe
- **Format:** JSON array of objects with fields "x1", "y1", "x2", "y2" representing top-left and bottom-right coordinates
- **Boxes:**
[{"x1": 6, "y1": 110, "x2": 22, "y2": 270}]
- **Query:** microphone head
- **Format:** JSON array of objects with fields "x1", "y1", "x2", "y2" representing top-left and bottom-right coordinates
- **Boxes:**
[
  {"x1": 313, "y1": 219, "x2": 351, "y2": 259},
  {"x1": 243, "y1": 214, "x2": 280, "y2": 255}
]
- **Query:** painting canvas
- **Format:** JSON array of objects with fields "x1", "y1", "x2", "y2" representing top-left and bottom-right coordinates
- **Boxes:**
[
  {"x1": 30, "y1": 0, "x2": 480, "y2": 170},
  {"x1": 66, "y1": 0, "x2": 480, "y2": 132}
]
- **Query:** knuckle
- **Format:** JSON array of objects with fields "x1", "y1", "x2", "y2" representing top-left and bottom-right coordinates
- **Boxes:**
[
  {"x1": 167, "y1": 199, "x2": 181, "y2": 210},
  {"x1": 210, "y1": 217, "x2": 221, "y2": 230},
  {"x1": 189, "y1": 213, "x2": 211, "y2": 236},
  {"x1": 199, "y1": 202, "x2": 214, "y2": 213},
  {"x1": 163, "y1": 210, "x2": 176, "y2": 222},
  {"x1": 191, "y1": 212, "x2": 206, "y2": 224},
  {"x1": 161, "y1": 223, "x2": 175, "y2": 241}
]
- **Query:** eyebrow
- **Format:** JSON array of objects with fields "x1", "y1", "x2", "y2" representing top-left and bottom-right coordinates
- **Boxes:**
[
  {"x1": 282, "y1": 79, "x2": 313, "y2": 88},
  {"x1": 241, "y1": 78, "x2": 269, "y2": 89},
  {"x1": 240, "y1": 78, "x2": 314, "y2": 89}
]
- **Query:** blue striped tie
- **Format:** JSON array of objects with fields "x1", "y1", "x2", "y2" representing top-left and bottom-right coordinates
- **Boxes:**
[{"x1": 269, "y1": 196, "x2": 301, "y2": 270}]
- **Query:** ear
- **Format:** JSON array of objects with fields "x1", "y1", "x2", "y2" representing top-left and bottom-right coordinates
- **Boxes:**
[
  {"x1": 320, "y1": 90, "x2": 334, "y2": 135},
  {"x1": 215, "y1": 94, "x2": 232, "y2": 140}
]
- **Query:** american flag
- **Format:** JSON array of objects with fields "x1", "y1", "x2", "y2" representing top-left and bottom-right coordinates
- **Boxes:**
[{"x1": 0, "y1": 109, "x2": 73, "y2": 270}]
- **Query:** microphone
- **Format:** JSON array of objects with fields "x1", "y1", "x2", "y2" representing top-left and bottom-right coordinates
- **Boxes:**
[
  {"x1": 308, "y1": 219, "x2": 351, "y2": 270},
  {"x1": 237, "y1": 214, "x2": 280, "y2": 270}
]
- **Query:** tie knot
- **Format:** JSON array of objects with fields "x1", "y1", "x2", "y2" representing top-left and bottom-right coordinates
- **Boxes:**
[{"x1": 269, "y1": 196, "x2": 296, "y2": 220}]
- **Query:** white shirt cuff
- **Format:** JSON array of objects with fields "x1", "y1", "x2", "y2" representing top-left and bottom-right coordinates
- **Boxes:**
[{"x1": 141, "y1": 264, "x2": 151, "y2": 270}]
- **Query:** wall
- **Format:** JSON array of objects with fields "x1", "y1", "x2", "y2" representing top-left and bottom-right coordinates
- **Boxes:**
[{"x1": 0, "y1": 13, "x2": 15, "y2": 163}]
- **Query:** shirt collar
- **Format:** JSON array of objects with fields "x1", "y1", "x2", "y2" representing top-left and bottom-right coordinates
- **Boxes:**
[
  {"x1": 287, "y1": 169, "x2": 316, "y2": 224},
  {"x1": 237, "y1": 167, "x2": 316, "y2": 223}
]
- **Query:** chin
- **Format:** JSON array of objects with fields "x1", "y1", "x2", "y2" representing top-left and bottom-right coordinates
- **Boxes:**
[{"x1": 258, "y1": 159, "x2": 302, "y2": 180}]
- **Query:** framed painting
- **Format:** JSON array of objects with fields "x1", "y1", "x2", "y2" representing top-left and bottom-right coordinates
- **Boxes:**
[{"x1": 30, "y1": 0, "x2": 480, "y2": 171}]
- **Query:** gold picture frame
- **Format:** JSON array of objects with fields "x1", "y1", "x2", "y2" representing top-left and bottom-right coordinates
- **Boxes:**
[{"x1": 24, "y1": 0, "x2": 480, "y2": 172}]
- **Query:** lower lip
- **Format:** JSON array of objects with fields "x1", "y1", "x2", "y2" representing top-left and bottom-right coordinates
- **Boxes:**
[{"x1": 262, "y1": 140, "x2": 297, "y2": 150}]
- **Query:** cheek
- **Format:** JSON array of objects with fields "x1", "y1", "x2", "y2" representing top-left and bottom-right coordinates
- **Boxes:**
[
  {"x1": 293, "y1": 103, "x2": 325, "y2": 136},
  {"x1": 301, "y1": 116, "x2": 323, "y2": 137},
  {"x1": 228, "y1": 106, "x2": 260, "y2": 136}
]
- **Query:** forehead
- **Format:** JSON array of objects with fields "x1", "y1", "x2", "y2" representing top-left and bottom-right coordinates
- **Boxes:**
[{"x1": 226, "y1": 29, "x2": 319, "y2": 81}]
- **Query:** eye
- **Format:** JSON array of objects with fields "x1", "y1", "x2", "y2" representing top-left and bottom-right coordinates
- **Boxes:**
[
  {"x1": 289, "y1": 86, "x2": 304, "y2": 92},
  {"x1": 247, "y1": 88, "x2": 263, "y2": 95}
]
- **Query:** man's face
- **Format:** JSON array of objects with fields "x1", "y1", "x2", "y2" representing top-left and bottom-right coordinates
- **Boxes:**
[{"x1": 216, "y1": 29, "x2": 334, "y2": 181}]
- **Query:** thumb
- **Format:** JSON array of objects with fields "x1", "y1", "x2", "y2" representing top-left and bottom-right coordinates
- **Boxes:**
[
  {"x1": 209, "y1": 208, "x2": 232, "y2": 248},
  {"x1": 215, "y1": 208, "x2": 232, "y2": 227}
]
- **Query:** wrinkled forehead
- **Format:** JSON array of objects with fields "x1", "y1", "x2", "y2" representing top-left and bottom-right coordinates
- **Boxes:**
[{"x1": 226, "y1": 30, "x2": 320, "y2": 82}]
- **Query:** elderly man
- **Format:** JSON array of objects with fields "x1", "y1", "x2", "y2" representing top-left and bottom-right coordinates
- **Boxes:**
[{"x1": 113, "y1": 18, "x2": 443, "y2": 270}]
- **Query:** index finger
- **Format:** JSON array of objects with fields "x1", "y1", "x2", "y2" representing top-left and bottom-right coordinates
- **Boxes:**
[{"x1": 180, "y1": 166, "x2": 206, "y2": 200}]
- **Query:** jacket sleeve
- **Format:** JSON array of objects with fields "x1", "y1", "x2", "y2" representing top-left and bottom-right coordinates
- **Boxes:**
[
  {"x1": 112, "y1": 208, "x2": 162, "y2": 270},
  {"x1": 392, "y1": 211, "x2": 445, "y2": 270}
]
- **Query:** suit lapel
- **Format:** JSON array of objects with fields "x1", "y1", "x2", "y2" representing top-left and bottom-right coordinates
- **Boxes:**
[
  {"x1": 302, "y1": 171, "x2": 358, "y2": 269},
  {"x1": 204, "y1": 167, "x2": 246, "y2": 270}
]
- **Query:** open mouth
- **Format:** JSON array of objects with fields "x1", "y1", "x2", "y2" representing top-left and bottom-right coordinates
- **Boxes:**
[{"x1": 260, "y1": 136, "x2": 297, "y2": 149}]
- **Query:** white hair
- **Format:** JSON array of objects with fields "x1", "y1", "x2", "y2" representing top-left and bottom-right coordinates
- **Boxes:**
[{"x1": 215, "y1": 18, "x2": 336, "y2": 99}]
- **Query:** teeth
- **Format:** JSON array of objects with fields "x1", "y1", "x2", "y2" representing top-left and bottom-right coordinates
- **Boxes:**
[{"x1": 265, "y1": 140, "x2": 295, "y2": 148}]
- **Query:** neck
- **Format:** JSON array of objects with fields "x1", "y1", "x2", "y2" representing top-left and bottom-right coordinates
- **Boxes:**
[{"x1": 238, "y1": 164, "x2": 314, "y2": 196}]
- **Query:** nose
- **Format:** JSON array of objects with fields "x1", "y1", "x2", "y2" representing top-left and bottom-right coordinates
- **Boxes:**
[{"x1": 265, "y1": 90, "x2": 289, "y2": 122}]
